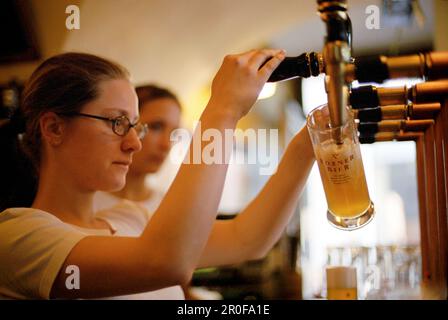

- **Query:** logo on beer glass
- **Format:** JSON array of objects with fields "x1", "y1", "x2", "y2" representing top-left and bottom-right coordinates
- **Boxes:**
[{"x1": 320, "y1": 153, "x2": 355, "y2": 182}]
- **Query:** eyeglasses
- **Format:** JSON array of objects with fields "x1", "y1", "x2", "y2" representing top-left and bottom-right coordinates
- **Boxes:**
[{"x1": 60, "y1": 112, "x2": 149, "y2": 140}]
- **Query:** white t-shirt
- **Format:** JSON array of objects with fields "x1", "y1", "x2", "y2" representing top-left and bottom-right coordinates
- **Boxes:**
[
  {"x1": 0, "y1": 201, "x2": 184, "y2": 300},
  {"x1": 93, "y1": 189, "x2": 164, "y2": 221}
]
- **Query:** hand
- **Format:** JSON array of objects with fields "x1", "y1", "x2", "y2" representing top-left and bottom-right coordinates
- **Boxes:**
[{"x1": 209, "y1": 49, "x2": 286, "y2": 120}]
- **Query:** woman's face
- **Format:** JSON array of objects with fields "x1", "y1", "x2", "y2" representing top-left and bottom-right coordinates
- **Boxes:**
[
  {"x1": 129, "y1": 97, "x2": 181, "y2": 175},
  {"x1": 57, "y1": 79, "x2": 142, "y2": 192}
]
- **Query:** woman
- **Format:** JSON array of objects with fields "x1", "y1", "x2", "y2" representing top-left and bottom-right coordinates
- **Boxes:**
[{"x1": 0, "y1": 49, "x2": 315, "y2": 299}]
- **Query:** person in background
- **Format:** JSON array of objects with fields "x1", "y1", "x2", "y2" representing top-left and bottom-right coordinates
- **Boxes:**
[
  {"x1": 93, "y1": 84, "x2": 211, "y2": 299},
  {"x1": 0, "y1": 49, "x2": 315, "y2": 299}
]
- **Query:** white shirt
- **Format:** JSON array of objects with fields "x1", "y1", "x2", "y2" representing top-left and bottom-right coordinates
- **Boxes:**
[
  {"x1": 93, "y1": 190, "x2": 164, "y2": 218},
  {"x1": 0, "y1": 201, "x2": 184, "y2": 300}
]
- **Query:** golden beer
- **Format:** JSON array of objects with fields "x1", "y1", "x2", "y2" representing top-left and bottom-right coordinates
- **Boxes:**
[
  {"x1": 327, "y1": 287, "x2": 358, "y2": 300},
  {"x1": 326, "y1": 266, "x2": 358, "y2": 300},
  {"x1": 315, "y1": 138, "x2": 371, "y2": 218},
  {"x1": 307, "y1": 104, "x2": 374, "y2": 230}
]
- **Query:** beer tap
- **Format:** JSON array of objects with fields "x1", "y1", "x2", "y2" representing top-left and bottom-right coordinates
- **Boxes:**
[
  {"x1": 346, "y1": 51, "x2": 448, "y2": 84},
  {"x1": 318, "y1": 0, "x2": 352, "y2": 144}
]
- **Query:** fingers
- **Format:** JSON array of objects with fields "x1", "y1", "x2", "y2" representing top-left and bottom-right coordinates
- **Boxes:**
[
  {"x1": 247, "y1": 49, "x2": 285, "y2": 68},
  {"x1": 224, "y1": 49, "x2": 257, "y2": 66},
  {"x1": 228, "y1": 49, "x2": 285, "y2": 70},
  {"x1": 257, "y1": 50, "x2": 286, "y2": 80},
  {"x1": 239, "y1": 48, "x2": 258, "y2": 57}
]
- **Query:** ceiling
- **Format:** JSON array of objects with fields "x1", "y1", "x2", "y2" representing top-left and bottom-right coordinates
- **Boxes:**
[{"x1": 0, "y1": 0, "x2": 437, "y2": 122}]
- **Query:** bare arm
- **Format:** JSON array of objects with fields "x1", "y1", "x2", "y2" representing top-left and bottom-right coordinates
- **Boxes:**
[
  {"x1": 51, "y1": 49, "x2": 286, "y2": 299},
  {"x1": 198, "y1": 125, "x2": 315, "y2": 268}
]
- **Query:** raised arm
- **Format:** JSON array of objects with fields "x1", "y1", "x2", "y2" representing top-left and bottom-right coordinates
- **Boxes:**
[
  {"x1": 198, "y1": 125, "x2": 315, "y2": 268},
  {"x1": 51, "y1": 49, "x2": 286, "y2": 299}
]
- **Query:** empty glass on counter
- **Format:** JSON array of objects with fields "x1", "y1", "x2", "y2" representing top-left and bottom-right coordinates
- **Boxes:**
[{"x1": 306, "y1": 104, "x2": 375, "y2": 230}]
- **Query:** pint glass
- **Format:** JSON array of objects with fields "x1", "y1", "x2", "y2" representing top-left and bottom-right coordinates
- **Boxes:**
[
  {"x1": 326, "y1": 266, "x2": 358, "y2": 300},
  {"x1": 306, "y1": 104, "x2": 374, "y2": 230}
]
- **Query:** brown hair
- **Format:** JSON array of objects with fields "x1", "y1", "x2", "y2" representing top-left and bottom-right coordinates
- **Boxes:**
[
  {"x1": 135, "y1": 84, "x2": 181, "y2": 110},
  {"x1": 0, "y1": 52, "x2": 130, "y2": 210}
]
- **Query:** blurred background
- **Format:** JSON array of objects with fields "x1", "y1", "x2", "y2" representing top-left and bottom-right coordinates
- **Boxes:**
[{"x1": 1, "y1": 0, "x2": 447, "y2": 299}]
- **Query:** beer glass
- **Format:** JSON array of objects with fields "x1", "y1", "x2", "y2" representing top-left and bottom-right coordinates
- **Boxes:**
[
  {"x1": 326, "y1": 266, "x2": 358, "y2": 300},
  {"x1": 306, "y1": 104, "x2": 374, "y2": 230}
]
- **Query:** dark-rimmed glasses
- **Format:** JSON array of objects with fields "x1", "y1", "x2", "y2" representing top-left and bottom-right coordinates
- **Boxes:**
[{"x1": 60, "y1": 112, "x2": 148, "y2": 140}]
